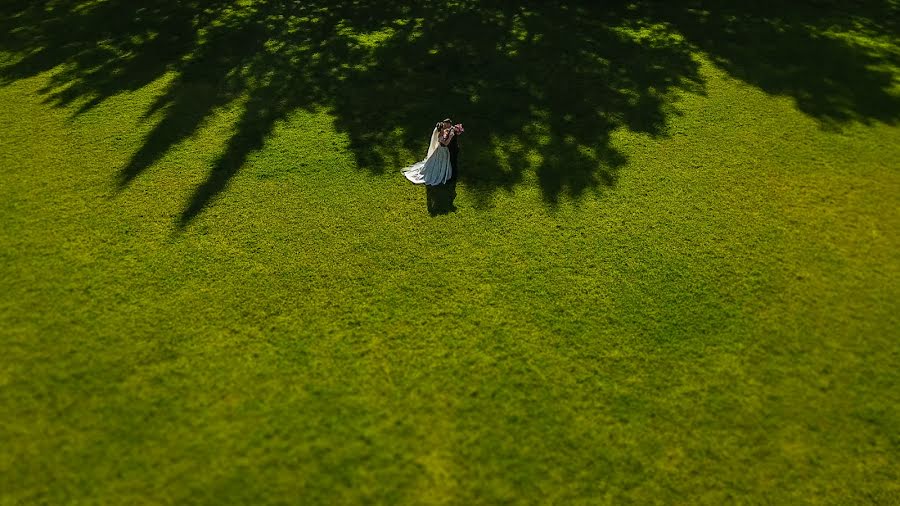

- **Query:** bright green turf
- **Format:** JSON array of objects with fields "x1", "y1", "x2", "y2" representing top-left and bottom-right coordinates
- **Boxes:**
[{"x1": 2, "y1": 1, "x2": 899, "y2": 504}]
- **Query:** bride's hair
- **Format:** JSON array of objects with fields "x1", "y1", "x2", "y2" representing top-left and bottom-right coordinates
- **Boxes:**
[{"x1": 436, "y1": 118, "x2": 452, "y2": 129}]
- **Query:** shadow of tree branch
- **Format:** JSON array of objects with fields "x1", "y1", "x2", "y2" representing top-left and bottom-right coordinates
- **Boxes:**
[{"x1": 2, "y1": 0, "x2": 897, "y2": 226}]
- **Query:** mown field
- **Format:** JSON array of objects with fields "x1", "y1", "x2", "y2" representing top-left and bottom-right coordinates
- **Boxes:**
[{"x1": 1, "y1": 1, "x2": 898, "y2": 504}]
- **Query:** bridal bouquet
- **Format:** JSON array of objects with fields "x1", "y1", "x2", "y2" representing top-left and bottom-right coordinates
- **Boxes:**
[{"x1": 453, "y1": 123, "x2": 464, "y2": 135}]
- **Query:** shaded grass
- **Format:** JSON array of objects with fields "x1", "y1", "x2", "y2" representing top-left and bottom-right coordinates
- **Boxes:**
[
  {"x1": 3, "y1": 0, "x2": 897, "y2": 223},
  {"x1": 1, "y1": 1, "x2": 900, "y2": 504}
]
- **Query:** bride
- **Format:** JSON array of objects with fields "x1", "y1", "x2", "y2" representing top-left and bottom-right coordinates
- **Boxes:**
[{"x1": 402, "y1": 119, "x2": 463, "y2": 186}]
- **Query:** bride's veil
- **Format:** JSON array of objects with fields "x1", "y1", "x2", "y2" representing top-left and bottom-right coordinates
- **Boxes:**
[{"x1": 426, "y1": 127, "x2": 440, "y2": 159}]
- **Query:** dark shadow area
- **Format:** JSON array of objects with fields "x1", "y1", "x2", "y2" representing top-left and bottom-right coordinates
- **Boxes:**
[
  {"x1": 2, "y1": 0, "x2": 897, "y2": 226},
  {"x1": 643, "y1": 0, "x2": 900, "y2": 127},
  {"x1": 329, "y1": 1, "x2": 702, "y2": 209},
  {"x1": 426, "y1": 180, "x2": 457, "y2": 217}
]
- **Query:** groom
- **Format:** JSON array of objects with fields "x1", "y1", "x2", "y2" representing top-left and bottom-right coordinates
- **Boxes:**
[{"x1": 447, "y1": 124, "x2": 460, "y2": 183}]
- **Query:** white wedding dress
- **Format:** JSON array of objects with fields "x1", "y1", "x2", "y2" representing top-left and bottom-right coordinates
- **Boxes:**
[{"x1": 402, "y1": 127, "x2": 453, "y2": 185}]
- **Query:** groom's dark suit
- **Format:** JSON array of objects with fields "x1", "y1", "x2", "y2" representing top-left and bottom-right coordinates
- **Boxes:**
[{"x1": 447, "y1": 135, "x2": 460, "y2": 183}]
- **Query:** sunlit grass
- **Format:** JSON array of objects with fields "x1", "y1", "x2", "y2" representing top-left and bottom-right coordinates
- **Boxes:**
[{"x1": 1, "y1": 2, "x2": 899, "y2": 504}]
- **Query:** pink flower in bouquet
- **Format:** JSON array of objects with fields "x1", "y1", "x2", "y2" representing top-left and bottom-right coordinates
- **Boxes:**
[{"x1": 453, "y1": 123, "x2": 464, "y2": 134}]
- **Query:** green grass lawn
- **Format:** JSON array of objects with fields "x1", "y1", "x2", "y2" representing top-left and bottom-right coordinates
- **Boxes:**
[{"x1": 2, "y1": 1, "x2": 899, "y2": 504}]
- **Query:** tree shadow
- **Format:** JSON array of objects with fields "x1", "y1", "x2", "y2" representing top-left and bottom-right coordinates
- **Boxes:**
[
  {"x1": 1, "y1": 1, "x2": 897, "y2": 226},
  {"x1": 329, "y1": 2, "x2": 704, "y2": 209},
  {"x1": 644, "y1": 0, "x2": 900, "y2": 127}
]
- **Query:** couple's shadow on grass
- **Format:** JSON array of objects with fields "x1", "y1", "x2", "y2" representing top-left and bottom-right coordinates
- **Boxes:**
[{"x1": 426, "y1": 179, "x2": 457, "y2": 216}]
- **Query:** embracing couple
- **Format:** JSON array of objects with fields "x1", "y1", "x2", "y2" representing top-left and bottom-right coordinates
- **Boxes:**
[{"x1": 402, "y1": 118, "x2": 463, "y2": 186}]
